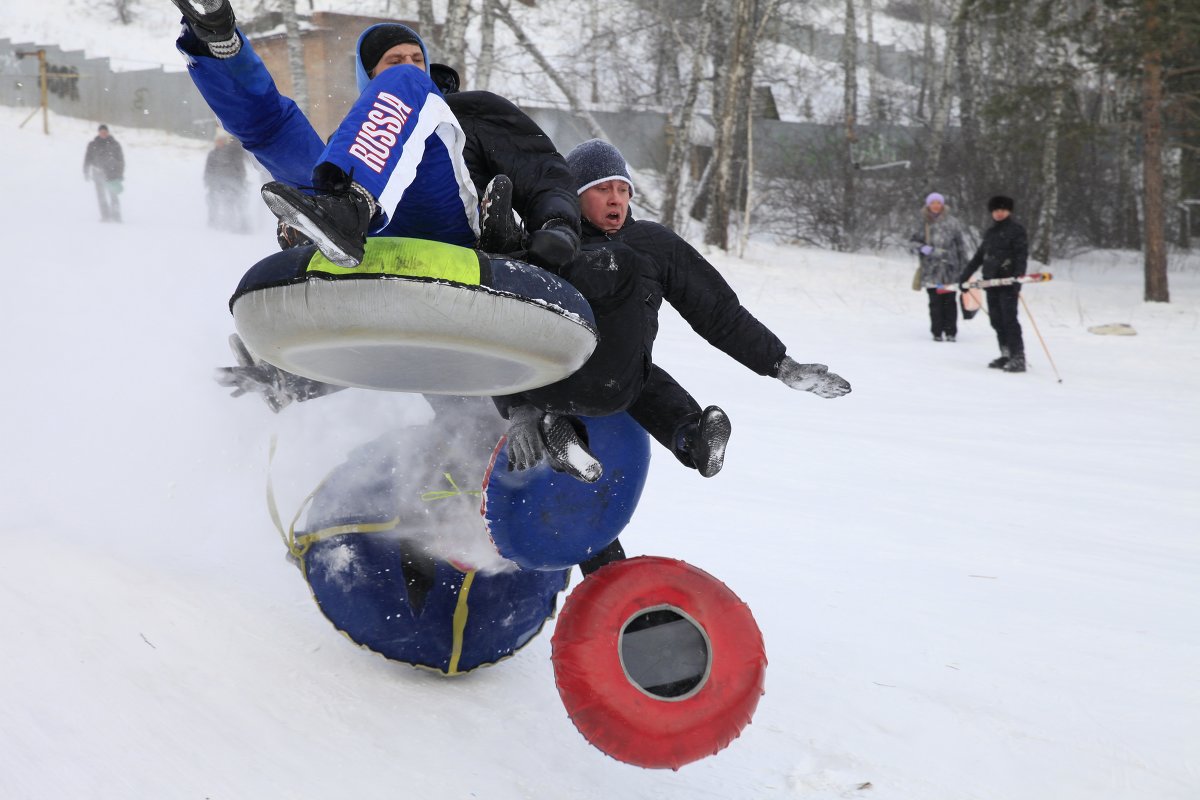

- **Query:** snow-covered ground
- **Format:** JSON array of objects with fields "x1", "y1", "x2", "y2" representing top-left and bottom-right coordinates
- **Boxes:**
[{"x1": 2, "y1": 104, "x2": 1198, "y2": 799}]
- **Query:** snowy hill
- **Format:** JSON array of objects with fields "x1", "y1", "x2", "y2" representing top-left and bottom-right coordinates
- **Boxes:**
[{"x1": 3, "y1": 103, "x2": 1199, "y2": 799}]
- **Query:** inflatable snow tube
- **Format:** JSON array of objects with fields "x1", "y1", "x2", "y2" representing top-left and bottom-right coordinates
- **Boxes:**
[
  {"x1": 287, "y1": 398, "x2": 570, "y2": 674},
  {"x1": 551, "y1": 556, "x2": 767, "y2": 769},
  {"x1": 299, "y1": 529, "x2": 569, "y2": 674},
  {"x1": 483, "y1": 413, "x2": 651, "y2": 571},
  {"x1": 230, "y1": 237, "x2": 598, "y2": 395}
]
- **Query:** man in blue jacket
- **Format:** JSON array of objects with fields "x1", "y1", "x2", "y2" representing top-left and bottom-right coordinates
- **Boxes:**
[{"x1": 171, "y1": 0, "x2": 579, "y2": 271}]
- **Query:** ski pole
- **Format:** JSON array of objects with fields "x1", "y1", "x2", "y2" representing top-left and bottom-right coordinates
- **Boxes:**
[{"x1": 1018, "y1": 293, "x2": 1063, "y2": 383}]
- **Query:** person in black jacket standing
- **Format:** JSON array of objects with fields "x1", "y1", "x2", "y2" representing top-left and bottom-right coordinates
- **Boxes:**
[
  {"x1": 565, "y1": 139, "x2": 851, "y2": 476},
  {"x1": 83, "y1": 124, "x2": 124, "y2": 222},
  {"x1": 959, "y1": 195, "x2": 1029, "y2": 372}
]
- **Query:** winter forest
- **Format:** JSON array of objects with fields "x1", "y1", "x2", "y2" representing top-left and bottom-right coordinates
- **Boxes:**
[
  {"x1": 16, "y1": 0, "x2": 1200, "y2": 298},
  {"x1": 233, "y1": 0, "x2": 1200, "y2": 293}
]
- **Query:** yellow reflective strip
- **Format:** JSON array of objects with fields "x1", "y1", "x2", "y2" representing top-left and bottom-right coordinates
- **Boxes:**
[
  {"x1": 447, "y1": 570, "x2": 477, "y2": 675},
  {"x1": 307, "y1": 237, "x2": 481, "y2": 285},
  {"x1": 291, "y1": 518, "x2": 402, "y2": 556}
]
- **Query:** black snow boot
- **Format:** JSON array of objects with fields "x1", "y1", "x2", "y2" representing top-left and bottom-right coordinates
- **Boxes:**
[
  {"x1": 261, "y1": 164, "x2": 376, "y2": 268},
  {"x1": 478, "y1": 174, "x2": 523, "y2": 254},
  {"x1": 988, "y1": 348, "x2": 1011, "y2": 369},
  {"x1": 171, "y1": 0, "x2": 240, "y2": 57},
  {"x1": 679, "y1": 406, "x2": 732, "y2": 478},
  {"x1": 540, "y1": 414, "x2": 603, "y2": 483},
  {"x1": 1002, "y1": 354, "x2": 1027, "y2": 373}
]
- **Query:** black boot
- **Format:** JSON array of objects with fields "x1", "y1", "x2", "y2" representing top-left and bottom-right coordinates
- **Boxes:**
[
  {"x1": 261, "y1": 164, "x2": 376, "y2": 268},
  {"x1": 478, "y1": 174, "x2": 523, "y2": 253},
  {"x1": 1002, "y1": 354, "x2": 1026, "y2": 373},
  {"x1": 988, "y1": 348, "x2": 1011, "y2": 369},
  {"x1": 170, "y1": 0, "x2": 240, "y2": 56},
  {"x1": 678, "y1": 406, "x2": 731, "y2": 478},
  {"x1": 540, "y1": 414, "x2": 603, "y2": 483}
]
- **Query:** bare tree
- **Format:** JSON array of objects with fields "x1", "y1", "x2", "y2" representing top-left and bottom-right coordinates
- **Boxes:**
[
  {"x1": 924, "y1": 1, "x2": 964, "y2": 182},
  {"x1": 441, "y1": 0, "x2": 472, "y2": 78},
  {"x1": 661, "y1": 0, "x2": 713, "y2": 231},
  {"x1": 280, "y1": 0, "x2": 308, "y2": 115},
  {"x1": 417, "y1": 0, "x2": 436, "y2": 37},
  {"x1": 1141, "y1": 0, "x2": 1169, "y2": 302},
  {"x1": 704, "y1": 0, "x2": 759, "y2": 249},
  {"x1": 476, "y1": 0, "x2": 497, "y2": 90},
  {"x1": 490, "y1": 0, "x2": 609, "y2": 140}
]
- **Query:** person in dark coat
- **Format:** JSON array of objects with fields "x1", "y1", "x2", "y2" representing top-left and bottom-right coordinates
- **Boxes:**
[
  {"x1": 565, "y1": 139, "x2": 852, "y2": 476},
  {"x1": 909, "y1": 192, "x2": 969, "y2": 341},
  {"x1": 83, "y1": 124, "x2": 124, "y2": 222},
  {"x1": 959, "y1": 195, "x2": 1029, "y2": 372},
  {"x1": 204, "y1": 134, "x2": 249, "y2": 231}
]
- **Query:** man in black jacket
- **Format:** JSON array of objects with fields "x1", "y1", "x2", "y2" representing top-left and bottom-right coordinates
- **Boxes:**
[
  {"x1": 565, "y1": 139, "x2": 852, "y2": 476},
  {"x1": 83, "y1": 124, "x2": 124, "y2": 222},
  {"x1": 959, "y1": 195, "x2": 1029, "y2": 372}
]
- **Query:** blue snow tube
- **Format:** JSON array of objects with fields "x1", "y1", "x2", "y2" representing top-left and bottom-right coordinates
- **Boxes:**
[
  {"x1": 229, "y1": 238, "x2": 598, "y2": 395},
  {"x1": 291, "y1": 413, "x2": 571, "y2": 675},
  {"x1": 484, "y1": 413, "x2": 651, "y2": 571}
]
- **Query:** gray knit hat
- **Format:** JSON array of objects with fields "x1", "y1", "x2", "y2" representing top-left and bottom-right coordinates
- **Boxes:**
[{"x1": 565, "y1": 139, "x2": 634, "y2": 197}]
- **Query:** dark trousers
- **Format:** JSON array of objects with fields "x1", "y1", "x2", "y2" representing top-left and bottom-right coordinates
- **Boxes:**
[
  {"x1": 985, "y1": 285, "x2": 1024, "y2": 355},
  {"x1": 926, "y1": 288, "x2": 957, "y2": 337},
  {"x1": 627, "y1": 364, "x2": 702, "y2": 467}
]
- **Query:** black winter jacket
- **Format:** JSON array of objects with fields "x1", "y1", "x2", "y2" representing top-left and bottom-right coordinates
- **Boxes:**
[
  {"x1": 446, "y1": 91, "x2": 580, "y2": 237},
  {"x1": 84, "y1": 136, "x2": 124, "y2": 181},
  {"x1": 961, "y1": 217, "x2": 1028, "y2": 283},
  {"x1": 581, "y1": 215, "x2": 786, "y2": 376}
]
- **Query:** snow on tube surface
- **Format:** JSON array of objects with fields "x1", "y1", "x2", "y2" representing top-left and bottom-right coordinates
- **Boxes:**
[
  {"x1": 551, "y1": 556, "x2": 767, "y2": 769},
  {"x1": 288, "y1": 397, "x2": 570, "y2": 674},
  {"x1": 230, "y1": 237, "x2": 598, "y2": 395},
  {"x1": 483, "y1": 413, "x2": 651, "y2": 571}
]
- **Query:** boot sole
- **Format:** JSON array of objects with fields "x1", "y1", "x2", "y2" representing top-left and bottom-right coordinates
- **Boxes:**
[
  {"x1": 540, "y1": 415, "x2": 603, "y2": 483},
  {"x1": 261, "y1": 184, "x2": 363, "y2": 268},
  {"x1": 694, "y1": 406, "x2": 732, "y2": 478}
]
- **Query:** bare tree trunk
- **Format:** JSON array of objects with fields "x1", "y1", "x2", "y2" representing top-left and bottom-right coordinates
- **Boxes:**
[
  {"x1": 476, "y1": 0, "x2": 496, "y2": 90},
  {"x1": 280, "y1": 0, "x2": 308, "y2": 115},
  {"x1": 704, "y1": 0, "x2": 756, "y2": 250},
  {"x1": 917, "y1": 0, "x2": 934, "y2": 122},
  {"x1": 442, "y1": 0, "x2": 471, "y2": 79},
  {"x1": 1032, "y1": 85, "x2": 1062, "y2": 265},
  {"x1": 864, "y1": 0, "x2": 879, "y2": 122},
  {"x1": 661, "y1": 0, "x2": 713, "y2": 231},
  {"x1": 1142, "y1": 0, "x2": 1169, "y2": 302},
  {"x1": 925, "y1": 0, "x2": 963, "y2": 180},
  {"x1": 417, "y1": 0, "x2": 436, "y2": 38},
  {"x1": 840, "y1": 0, "x2": 858, "y2": 250}
]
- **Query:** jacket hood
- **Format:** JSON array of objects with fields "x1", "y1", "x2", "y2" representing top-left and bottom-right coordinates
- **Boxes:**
[{"x1": 355, "y1": 23, "x2": 430, "y2": 93}]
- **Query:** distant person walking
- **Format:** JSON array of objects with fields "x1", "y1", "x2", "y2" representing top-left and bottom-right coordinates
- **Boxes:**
[
  {"x1": 204, "y1": 133, "x2": 249, "y2": 232},
  {"x1": 959, "y1": 195, "x2": 1029, "y2": 372},
  {"x1": 83, "y1": 124, "x2": 124, "y2": 222},
  {"x1": 909, "y1": 192, "x2": 968, "y2": 341}
]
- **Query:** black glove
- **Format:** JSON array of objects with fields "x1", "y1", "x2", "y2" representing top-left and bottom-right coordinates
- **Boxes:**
[
  {"x1": 773, "y1": 356, "x2": 852, "y2": 399},
  {"x1": 526, "y1": 219, "x2": 580, "y2": 272},
  {"x1": 505, "y1": 404, "x2": 545, "y2": 471}
]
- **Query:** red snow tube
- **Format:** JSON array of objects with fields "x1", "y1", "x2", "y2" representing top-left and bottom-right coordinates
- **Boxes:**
[{"x1": 551, "y1": 556, "x2": 766, "y2": 770}]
